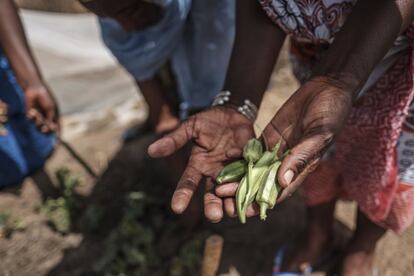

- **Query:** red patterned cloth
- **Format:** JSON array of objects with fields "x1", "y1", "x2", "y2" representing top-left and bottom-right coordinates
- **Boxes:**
[
  {"x1": 259, "y1": 0, "x2": 414, "y2": 233},
  {"x1": 304, "y1": 46, "x2": 414, "y2": 233}
]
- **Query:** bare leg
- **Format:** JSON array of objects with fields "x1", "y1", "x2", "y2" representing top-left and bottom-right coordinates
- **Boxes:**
[
  {"x1": 283, "y1": 200, "x2": 336, "y2": 271},
  {"x1": 341, "y1": 209, "x2": 386, "y2": 276},
  {"x1": 137, "y1": 78, "x2": 179, "y2": 133}
]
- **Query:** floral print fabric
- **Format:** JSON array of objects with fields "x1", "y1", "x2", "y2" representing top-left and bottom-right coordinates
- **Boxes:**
[
  {"x1": 259, "y1": 0, "x2": 356, "y2": 43},
  {"x1": 258, "y1": 0, "x2": 414, "y2": 232}
]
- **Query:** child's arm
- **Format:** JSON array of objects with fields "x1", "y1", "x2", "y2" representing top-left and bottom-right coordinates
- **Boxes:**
[{"x1": 0, "y1": 0, "x2": 58, "y2": 132}]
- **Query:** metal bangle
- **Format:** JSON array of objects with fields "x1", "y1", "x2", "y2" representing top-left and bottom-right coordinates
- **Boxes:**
[
  {"x1": 212, "y1": 90, "x2": 231, "y2": 106},
  {"x1": 212, "y1": 91, "x2": 258, "y2": 121}
]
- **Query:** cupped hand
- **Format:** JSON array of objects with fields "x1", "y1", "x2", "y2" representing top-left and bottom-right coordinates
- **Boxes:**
[
  {"x1": 216, "y1": 77, "x2": 354, "y2": 217},
  {"x1": 25, "y1": 84, "x2": 59, "y2": 133},
  {"x1": 148, "y1": 106, "x2": 254, "y2": 222}
]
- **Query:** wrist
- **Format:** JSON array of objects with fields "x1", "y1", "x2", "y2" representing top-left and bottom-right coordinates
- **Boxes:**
[
  {"x1": 21, "y1": 80, "x2": 46, "y2": 93},
  {"x1": 221, "y1": 87, "x2": 263, "y2": 108},
  {"x1": 23, "y1": 83, "x2": 50, "y2": 102},
  {"x1": 15, "y1": 72, "x2": 44, "y2": 91},
  {"x1": 309, "y1": 74, "x2": 361, "y2": 100},
  {"x1": 211, "y1": 105, "x2": 254, "y2": 128},
  {"x1": 212, "y1": 91, "x2": 258, "y2": 122}
]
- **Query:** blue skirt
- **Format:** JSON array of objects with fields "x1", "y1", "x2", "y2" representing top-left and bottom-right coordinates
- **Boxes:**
[{"x1": 0, "y1": 52, "x2": 56, "y2": 188}]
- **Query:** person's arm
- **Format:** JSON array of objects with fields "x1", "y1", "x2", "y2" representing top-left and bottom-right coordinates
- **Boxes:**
[
  {"x1": 0, "y1": 0, "x2": 43, "y2": 90},
  {"x1": 217, "y1": 0, "x2": 414, "y2": 217},
  {"x1": 314, "y1": 0, "x2": 414, "y2": 96},
  {"x1": 275, "y1": 0, "x2": 414, "y2": 191},
  {"x1": 148, "y1": 0, "x2": 286, "y2": 221},
  {"x1": 223, "y1": 0, "x2": 286, "y2": 107},
  {"x1": 0, "y1": 0, "x2": 58, "y2": 132},
  {"x1": 218, "y1": 0, "x2": 414, "y2": 212}
]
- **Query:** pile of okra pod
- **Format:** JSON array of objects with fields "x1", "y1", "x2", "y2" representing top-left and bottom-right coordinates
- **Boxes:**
[{"x1": 216, "y1": 138, "x2": 287, "y2": 223}]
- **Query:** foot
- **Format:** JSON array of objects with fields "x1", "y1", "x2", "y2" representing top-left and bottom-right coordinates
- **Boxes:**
[
  {"x1": 340, "y1": 209, "x2": 385, "y2": 276},
  {"x1": 281, "y1": 202, "x2": 336, "y2": 272},
  {"x1": 137, "y1": 76, "x2": 180, "y2": 133},
  {"x1": 341, "y1": 249, "x2": 375, "y2": 276},
  {"x1": 151, "y1": 102, "x2": 180, "y2": 134},
  {"x1": 282, "y1": 230, "x2": 333, "y2": 272},
  {"x1": 123, "y1": 116, "x2": 179, "y2": 142},
  {"x1": 153, "y1": 116, "x2": 179, "y2": 134}
]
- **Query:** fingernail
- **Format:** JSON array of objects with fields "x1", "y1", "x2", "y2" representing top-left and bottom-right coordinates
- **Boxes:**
[
  {"x1": 147, "y1": 143, "x2": 156, "y2": 155},
  {"x1": 148, "y1": 139, "x2": 167, "y2": 156},
  {"x1": 207, "y1": 209, "x2": 222, "y2": 223},
  {"x1": 148, "y1": 141, "x2": 163, "y2": 156},
  {"x1": 284, "y1": 170, "x2": 295, "y2": 186},
  {"x1": 172, "y1": 201, "x2": 186, "y2": 214}
]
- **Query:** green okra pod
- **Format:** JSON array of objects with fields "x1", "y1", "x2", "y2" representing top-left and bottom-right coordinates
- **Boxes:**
[
  {"x1": 244, "y1": 166, "x2": 269, "y2": 209},
  {"x1": 243, "y1": 138, "x2": 263, "y2": 163},
  {"x1": 255, "y1": 151, "x2": 276, "y2": 167},
  {"x1": 273, "y1": 140, "x2": 282, "y2": 158},
  {"x1": 242, "y1": 150, "x2": 276, "y2": 212},
  {"x1": 245, "y1": 161, "x2": 254, "y2": 222},
  {"x1": 216, "y1": 160, "x2": 247, "y2": 184},
  {"x1": 241, "y1": 138, "x2": 263, "y2": 223},
  {"x1": 268, "y1": 181, "x2": 282, "y2": 209},
  {"x1": 236, "y1": 176, "x2": 248, "y2": 224},
  {"x1": 281, "y1": 149, "x2": 290, "y2": 159},
  {"x1": 256, "y1": 161, "x2": 281, "y2": 221}
]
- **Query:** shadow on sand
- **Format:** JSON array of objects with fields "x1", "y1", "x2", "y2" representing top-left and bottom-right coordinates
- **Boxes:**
[{"x1": 44, "y1": 134, "x2": 352, "y2": 276}]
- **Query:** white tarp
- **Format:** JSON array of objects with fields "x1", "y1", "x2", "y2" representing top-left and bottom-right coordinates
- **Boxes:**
[{"x1": 19, "y1": 10, "x2": 138, "y2": 116}]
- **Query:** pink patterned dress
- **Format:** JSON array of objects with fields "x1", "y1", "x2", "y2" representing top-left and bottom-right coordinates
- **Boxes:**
[{"x1": 259, "y1": 0, "x2": 414, "y2": 233}]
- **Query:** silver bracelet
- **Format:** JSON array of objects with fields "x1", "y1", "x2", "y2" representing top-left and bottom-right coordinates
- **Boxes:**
[{"x1": 212, "y1": 91, "x2": 258, "y2": 121}]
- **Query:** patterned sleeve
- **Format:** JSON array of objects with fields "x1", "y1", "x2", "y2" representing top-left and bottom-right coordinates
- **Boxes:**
[{"x1": 257, "y1": 0, "x2": 302, "y2": 37}]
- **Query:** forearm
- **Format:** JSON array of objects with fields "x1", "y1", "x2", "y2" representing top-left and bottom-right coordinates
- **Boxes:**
[
  {"x1": 0, "y1": 0, "x2": 44, "y2": 89},
  {"x1": 314, "y1": 0, "x2": 414, "y2": 97},
  {"x1": 223, "y1": 0, "x2": 286, "y2": 107}
]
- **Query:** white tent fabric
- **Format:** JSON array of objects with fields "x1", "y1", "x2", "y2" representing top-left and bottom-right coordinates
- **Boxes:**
[
  {"x1": 19, "y1": 10, "x2": 138, "y2": 116},
  {"x1": 21, "y1": 10, "x2": 117, "y2": 75}
]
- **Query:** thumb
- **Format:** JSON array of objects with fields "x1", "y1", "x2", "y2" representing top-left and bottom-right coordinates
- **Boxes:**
[
  {"x1": 276, "y1": 132, "x2": 333, "y2": 201},
  {"x1": 24, "y1": 92, "x2": 35, "y2": 114},
  {"x1": 148, "y1": 119, "x2": 193, "y2": 158},
  {"x1": 39, "y1": 94, "x2": 56, "y2": 122}
]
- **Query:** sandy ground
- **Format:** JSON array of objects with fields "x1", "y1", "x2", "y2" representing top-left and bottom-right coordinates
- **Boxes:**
[{"x1": 0, "y1": 11, "x2": 414, "y2": 276}]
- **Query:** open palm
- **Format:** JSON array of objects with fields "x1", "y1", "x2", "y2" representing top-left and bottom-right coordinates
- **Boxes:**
[{"x1": 148, "y1": 106, "x2": 254, "y2": 222}]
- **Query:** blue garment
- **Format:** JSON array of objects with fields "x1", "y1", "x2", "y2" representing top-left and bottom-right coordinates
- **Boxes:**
[
  {"x1": 99, "y1": 0, "x2": 235, "y2": 118},
  {"x1": 0, "y1": 52, "x2": 56, "y2": 188}
]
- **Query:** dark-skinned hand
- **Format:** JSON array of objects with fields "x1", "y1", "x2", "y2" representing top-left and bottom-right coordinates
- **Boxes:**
[
  {"x1": 148, "y1": 106, "x2": 255, "y2": 222},
  {"x1": 216, "y1": 77, "x2": 354, "y2": 218},
  {"x1": 25, "y1": 84, "x2": 59, "y2": 133}
]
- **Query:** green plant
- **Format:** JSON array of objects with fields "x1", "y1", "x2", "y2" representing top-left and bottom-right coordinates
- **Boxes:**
[
  {"x1": 0, "y1": 212, "x2": 25, "y2": 238},
  {"x1": 41, "y1": 167, "x2": 81, "y2": 234},
  {"x1": 93, "y1": 191, "x2": 203, "y2": 275}
]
